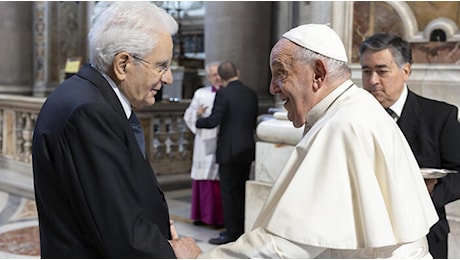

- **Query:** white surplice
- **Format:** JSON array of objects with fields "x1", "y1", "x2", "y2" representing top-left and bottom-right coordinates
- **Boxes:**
[
  {"x1": 184, "y1": 86, "x2": 219, "y2": 180},
  {"x1": 199, "y1": 80, "x2": 438, "y2": 258}
]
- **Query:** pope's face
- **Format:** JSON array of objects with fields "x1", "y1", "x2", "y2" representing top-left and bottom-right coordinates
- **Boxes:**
[
  {"x1": 269, "y1": 39, "x2": 315, "y2": 128},
  {"x1": 360, "y1": 48, "x2": 410, "y2": 108},
  {"x1": 120, "y1": 33, "x2": 174, "y2": 109}
]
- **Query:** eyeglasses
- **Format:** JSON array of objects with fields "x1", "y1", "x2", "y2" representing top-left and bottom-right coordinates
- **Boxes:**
[{"x1": 131, "y1": 55, "x2": 171, "y2": 76}]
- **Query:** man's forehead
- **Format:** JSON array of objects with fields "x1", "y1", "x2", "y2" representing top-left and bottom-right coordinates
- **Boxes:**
[{"x1": 270, "y1": 40, "x2": 294, "y2": 63}]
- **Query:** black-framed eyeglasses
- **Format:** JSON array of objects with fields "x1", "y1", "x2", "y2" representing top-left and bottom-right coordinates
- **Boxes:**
[{"x1": 131, "y1": 55, "x2": 171, "y2": 75}]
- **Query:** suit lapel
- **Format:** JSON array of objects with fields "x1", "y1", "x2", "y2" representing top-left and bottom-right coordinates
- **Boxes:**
[{"x1": 398, "y1": 90, "x2": 421, "y2": 144}]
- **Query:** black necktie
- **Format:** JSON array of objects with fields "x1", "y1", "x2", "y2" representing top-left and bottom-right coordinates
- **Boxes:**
[
  {"x1": 386, "y1": 108, "x2": 398, "y2": 121},
  {"x1": 129, "y1": 112, "x2": 146, "y2": 158}
]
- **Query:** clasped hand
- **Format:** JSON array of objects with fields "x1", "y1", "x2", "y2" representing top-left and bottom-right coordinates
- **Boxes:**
[
  {"x1": 424, "y1": 178, "x2": 438, "y2": 194},
  {"x1": 168, "y1": 220, "x2": 203, "y2": 258},
  {"x1": 197, "y1": 104, "x2": 208, "y2": 118}
]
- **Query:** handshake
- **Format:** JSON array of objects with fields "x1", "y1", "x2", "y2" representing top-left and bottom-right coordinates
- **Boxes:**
[{"x1": 168, "y1": 220, "x2": 203, "y2": 258}]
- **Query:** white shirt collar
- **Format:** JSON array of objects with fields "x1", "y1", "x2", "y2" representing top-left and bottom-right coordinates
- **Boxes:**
[
  {"x1": 93, "y1": 65, "x2": 132, "y2": 119},
  {"x1": 388, "y1": 84, "x2": 408, "y2": 119}
]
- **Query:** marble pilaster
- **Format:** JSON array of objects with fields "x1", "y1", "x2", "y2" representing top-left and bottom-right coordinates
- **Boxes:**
[
  {"x1": 32, "y1": 2, "x2": 89, "y2": 97},
  {"x1": 32, "y1": 2, "x2": 48, "y2": 97},
  {"x1": 0, "y1": 2, "x2": 33, "y2": 95}
]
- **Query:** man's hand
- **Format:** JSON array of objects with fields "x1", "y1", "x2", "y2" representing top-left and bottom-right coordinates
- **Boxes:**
[
  {"x1": 169, "y1": 220, "x2": 203, "y2": 258},
  {"x1": 424, "y1": 178, "x2": 438, "y2": 194},
  {"x1": 197, "y1": 104, "x2": 208, "y2": 118}
]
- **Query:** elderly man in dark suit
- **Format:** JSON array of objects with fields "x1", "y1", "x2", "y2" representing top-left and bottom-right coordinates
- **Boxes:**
[
  {"x1": 196, "y1": 61, "x2": 259, "y2": 245},
  {"x1": 359, "y1": 33, "x2": 460, "y2": 259},
  {"x1": 32, "y1": 2, "x2": 201, "y2": 258}
]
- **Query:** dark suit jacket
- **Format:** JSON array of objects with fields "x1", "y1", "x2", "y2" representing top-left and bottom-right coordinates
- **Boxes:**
[
  {"x1": 32, "y1": 64, "x2": 176, "y2": 258},
  {"x1": 196, "y1": 80, "x2": 258, "y2": 164},
  {"x1": 398, "y1": 89, "x2": 460, "y2": 241}
]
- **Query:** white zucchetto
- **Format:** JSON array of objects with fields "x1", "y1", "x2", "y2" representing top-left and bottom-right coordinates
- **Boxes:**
[{"x1": 282, "y1": 24, "x2": 348, "y2": 63}]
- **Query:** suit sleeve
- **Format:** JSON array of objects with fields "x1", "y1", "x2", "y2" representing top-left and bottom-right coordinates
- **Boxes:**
[
  {"x1": 55, "y1": 105, "x2": 175, "y2": 258},
  {"x1": 196, "y1": 90, "x2": 226, "y2": 129},
  {"x1": 431, "y1": 106, "x2": 460, "y2": 207}
]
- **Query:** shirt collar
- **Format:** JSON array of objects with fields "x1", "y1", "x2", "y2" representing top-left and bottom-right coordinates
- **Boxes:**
[
  {"x1": 92, "y1": 65, "x2": 132, "y2": 119},
  {"x1": 388, "y1": 84, "x2": 408, "y2": 118}
]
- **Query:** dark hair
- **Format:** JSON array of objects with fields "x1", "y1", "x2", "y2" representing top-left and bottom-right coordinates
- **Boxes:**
[
  {"x1": 218, "y1": 61, "x2": 238, "y2": 81},
  {"x1": 358, "y1": 33, "x2": 412, "y2": 68}
]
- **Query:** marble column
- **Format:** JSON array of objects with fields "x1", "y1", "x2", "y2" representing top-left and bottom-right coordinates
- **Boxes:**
[
  {"x1": 0, "y1": 2, "x2": 33, "y2": 95},
  {"x1": 204, "y1": 2, "x2": 274, "y2": 113}
]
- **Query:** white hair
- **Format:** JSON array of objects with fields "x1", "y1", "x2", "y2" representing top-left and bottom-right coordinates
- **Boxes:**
[
  {"x1": 88, "y1": 1, "x2": 178, "y2": 72},
  {"x1": 292, "y1": 44, "x2": 351, "y2": 81},
  {"x1": 205, "y1": 61, "x2": 221, "y2": 75}
]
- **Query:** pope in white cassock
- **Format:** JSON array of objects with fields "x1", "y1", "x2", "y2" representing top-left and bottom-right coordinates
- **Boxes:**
[{"x1": 197, "y1": 24, "x2": 438, "y2": 258}]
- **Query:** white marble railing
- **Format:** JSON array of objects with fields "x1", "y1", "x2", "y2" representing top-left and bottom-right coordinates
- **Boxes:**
[{"x1": 0, "y1": 94, "x2": 194, "y2": 198}]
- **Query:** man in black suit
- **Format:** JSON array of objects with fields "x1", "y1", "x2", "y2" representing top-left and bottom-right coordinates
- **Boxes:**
[
  {"x1": 196, "y1": 61, "x2": 259, "y2": 245},
  {"x1": 359, "y1": 33, "x2": 460, "y2": 259},
  {"x1": 32, "y1": 2, "x2": 201, "y2": 258}
]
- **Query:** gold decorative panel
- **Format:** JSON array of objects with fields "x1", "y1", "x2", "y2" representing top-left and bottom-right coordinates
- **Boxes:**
[{"x1": 353, "y1": 1, "x2": 460, "y2": 64}]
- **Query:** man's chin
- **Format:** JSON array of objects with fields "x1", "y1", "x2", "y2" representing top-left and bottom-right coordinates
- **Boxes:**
[
  {"x1": 292, "y1": 121, "x2": 304, "y2": 128},
  {"x1": 144, "y1": 97, "x2": 157, "y2": 107},
  {"x1": 288, "y1": 114, "x2": 303, "y2": 128}
]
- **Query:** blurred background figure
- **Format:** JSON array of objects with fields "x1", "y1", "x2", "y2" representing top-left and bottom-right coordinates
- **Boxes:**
[
  {"x1": 183, "y1": 61, "x2": 224, "y2": 229},
  {"x1": 196, "y1": 61, "x2": 259, "y2": 245}
]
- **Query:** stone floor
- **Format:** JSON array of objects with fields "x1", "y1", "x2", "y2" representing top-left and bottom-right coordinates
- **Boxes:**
[{"x1": 0, "y1": 188, "x2": 219, "y2": 258}]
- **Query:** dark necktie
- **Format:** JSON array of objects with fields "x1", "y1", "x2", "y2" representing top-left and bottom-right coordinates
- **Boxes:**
[
  {"x1": 386, "y1": 108, "x2": 399, "y2": 121},
  {"x1": 128, "y1": 112, "x2": 146, "y2": 158}
]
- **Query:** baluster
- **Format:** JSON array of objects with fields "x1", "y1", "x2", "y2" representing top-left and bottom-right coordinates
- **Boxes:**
[
  {"x1": 15, "y1": 112, "x2": 25, "y2": 161},
  {"x1": 168, "y1": 115, "x2": 181, "y2": 160},
  {"x1": 154, "y1": 116, "x2": 168, "y2": 162},
  {"x1": 22, "y1": 112, "x2": 35, "y2": 163},
  {"x1": 179, "y1": 117, "x2": 193, "y2": 160}
]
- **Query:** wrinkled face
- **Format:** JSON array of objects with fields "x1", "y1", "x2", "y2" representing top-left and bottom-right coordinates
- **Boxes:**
[
  {"x1": 269, "y1": 39, "x2": 315, "y2": 128},
  {"x1": 207, "y1": 64, "x2": 222, "y2": 87},
  {"x1": 360, "y1": 49, "x2": 410, "y2": 108},
  {"x1": 119, "y1": 33, "x2": 174, "y2": 109}
]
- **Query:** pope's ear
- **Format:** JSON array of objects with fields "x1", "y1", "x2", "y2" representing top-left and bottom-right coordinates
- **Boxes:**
[
  {"x1": 312, "y1": 59, "x2": 326, "y2": 91},
  {"x1": 112, "y1": 52, "x2": 130, "y2": 80},
  {"x1": 313, "y1": 59, "x2": 326, "y2": 81}
]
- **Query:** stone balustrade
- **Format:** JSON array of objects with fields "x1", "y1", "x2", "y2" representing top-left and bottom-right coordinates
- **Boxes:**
[{"x1": 0, "y1": 94, "x2": 194, "y2": 198}]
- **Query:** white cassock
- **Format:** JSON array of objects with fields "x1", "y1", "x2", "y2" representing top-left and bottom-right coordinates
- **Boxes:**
[
  {"x1": 184, "y1": 86, "x2": 219, "y2": 180},
  {"x1": 198, "y1": 80, "x2": 438, "y2": 258}
]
